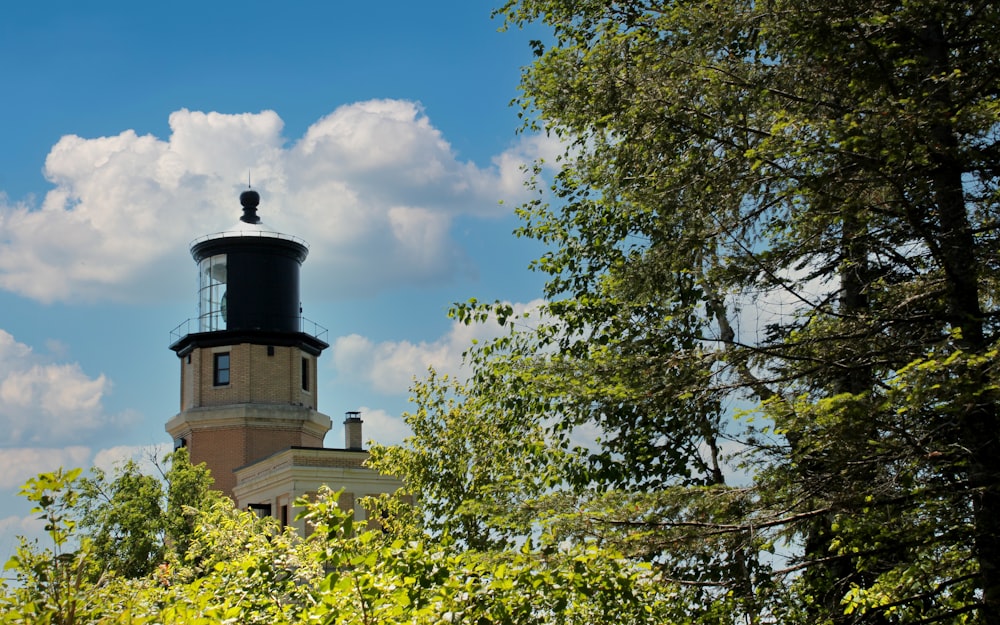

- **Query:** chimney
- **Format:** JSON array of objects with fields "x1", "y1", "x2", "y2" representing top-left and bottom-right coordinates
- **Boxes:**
[{"x1": 344, "y1": 411, "x2": 363, "y2": 450}]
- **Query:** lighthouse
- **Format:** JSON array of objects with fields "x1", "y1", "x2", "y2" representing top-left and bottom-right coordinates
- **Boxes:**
[
  {"x1": 166, "y1": 190, "x2": 403, "y2": 532},
  {"x1": 166, "y1": 190, "x2": 332, "y2": 498}
]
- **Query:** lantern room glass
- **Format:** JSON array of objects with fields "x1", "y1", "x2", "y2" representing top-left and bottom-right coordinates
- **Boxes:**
[{"x1": 198, "y1": 254, "x2": 227, "y2": 331}]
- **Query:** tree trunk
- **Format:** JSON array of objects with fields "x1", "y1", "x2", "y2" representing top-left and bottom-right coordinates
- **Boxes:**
[{"x1": 922, "y1": 19, "x2": 1000, "y2": 624}]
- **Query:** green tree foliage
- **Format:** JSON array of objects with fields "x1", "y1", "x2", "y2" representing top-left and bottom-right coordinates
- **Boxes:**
[
  {"x1": 0, "y1": 454, "x2": 218, "y2": 623},
  {"x1": 410, "y1": 0, "x2": 1000, "y2": 622},
  {"x1": 77, "y1": 462, "x2": 165, "y2": 579},
  {"x1": 367, "y1": 368, "x2": 557, "y2": 549},
  {"x1": 2, "y1": 468, "x2": 96, "y2": 625},
  {"x1": 2, "y1": 475, "x2": 671, "y2": 624},
  {"x1": 160, "y1": 448, "x2": 219, "y2": 559},
  {"x1": 73, "y1": 449, "x2": 217, "y2": 579}
]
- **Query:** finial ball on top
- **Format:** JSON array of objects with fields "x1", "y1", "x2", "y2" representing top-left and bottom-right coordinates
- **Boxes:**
[{"x1": 240, "y1": 189, "x2": 261, "y2": 209}]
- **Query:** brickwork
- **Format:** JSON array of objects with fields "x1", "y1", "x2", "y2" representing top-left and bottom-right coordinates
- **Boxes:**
[
  {"x1": 180, "y1": 343, "x2": 317, "y2": 410},
  {"x1": 171, "y1": 422, "x2": 331, "y2": 497},
  {"x1": 180, "y1": 353, "x2": 196, "y2": 411},
  {"x1": 345, "y1": 416, "x2": 363, "y2": 450},
  {"x1": 339, "y1": 491, "x2": 355, "y2": 516},
  {"x1": 246, "y1": 427, "x2": 313, "y2": 464},
  {"x1": 185, "y1": 426, "x2": 247, "y2": 496},
  {"x1": 166, "y1": 403, "x2": 333, "y2": 499}
]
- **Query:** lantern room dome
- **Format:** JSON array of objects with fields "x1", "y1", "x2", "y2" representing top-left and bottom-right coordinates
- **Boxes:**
[{"x1": 190, "y1": 189, "x2": 308, "y2": 250}]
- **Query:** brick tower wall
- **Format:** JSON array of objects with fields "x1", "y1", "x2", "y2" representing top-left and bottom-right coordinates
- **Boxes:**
[{"x1": 180, "y1": 343, "x2": 317, "y2": 411}]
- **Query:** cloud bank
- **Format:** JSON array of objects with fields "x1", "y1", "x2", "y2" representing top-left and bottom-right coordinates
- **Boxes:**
[
  {"x1": 0, "y1": 330, "x2": 132, "y2": 446},
  {"x1": 0, "y1": 446, "x2": 91, "y2": 490},
  {"x1": 0, "y1": 100, "x2": 549, "y2": 304},
  {"x1": 330, "y1": 299, "x2": 547, "y2": 396}
]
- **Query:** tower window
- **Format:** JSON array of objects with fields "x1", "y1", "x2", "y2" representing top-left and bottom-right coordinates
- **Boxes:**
[
  {"x1": 214, "y1": 353, "x2": 230, "y2": 386},
  {"x1": 301, "y1": 357, "x2": 310, "y2": 391},
  {"x1": 197, "y1": 254, "x2": 227, "y2": 332}
]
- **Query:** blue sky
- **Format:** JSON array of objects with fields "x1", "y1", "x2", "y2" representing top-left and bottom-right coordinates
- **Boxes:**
[{"x1": 0, "y1": 1, "x2": 556, "y2": 560}]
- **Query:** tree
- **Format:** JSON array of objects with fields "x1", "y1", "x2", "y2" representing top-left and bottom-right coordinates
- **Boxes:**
[
  {"x1": 432, "y1": 0, "x2": 1000, "y2": 622},
  {"x1": 77, "y1": 461, "x2": 166, "y2": 579},
  {"x1": 2, "y1": 475, "x2": 675, "y2": 625},
  {"x1": 0, "y1": 454, "x2": 217, "y2": 623},
  {"x1": 75, "y1": 448, "x2": 218, "y2": 579},
  {"x1": 367, "y1": 368, "x2": 556, "y2": 550},
  {"x1": 161, "y1": 447, "x2": 219, "y2": 559},
  {"x1": 1, "y1": 468, "x2": 97, "y2": 625}
]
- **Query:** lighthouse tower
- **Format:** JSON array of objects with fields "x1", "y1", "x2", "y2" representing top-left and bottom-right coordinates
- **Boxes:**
[{"x1": 166, "y1": 190, "x2": 331, "y2": 497}]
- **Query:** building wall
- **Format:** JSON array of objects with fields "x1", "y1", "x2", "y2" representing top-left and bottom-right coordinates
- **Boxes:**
[
  {"x1": 179, "y1": 350, "x2": 197, "y2": 412},
  {"x1": 246, "y1": 426, "x2": 324, "y2": 463},
  {"x1": 183, "y1": 426, "x2": 325, "y2": 495},
  {"x1": 180, "y1": 343, "x2": 316, "y2": 411},
  {"x1": 232, "y1": 448, "x2": 405, "y2": 537},
  {"x1": 166, "y1": 404, "x2": 332, "y2": 499},
  {"x1": 186, "y1": 425, "x2": 247, "y2": 496}
]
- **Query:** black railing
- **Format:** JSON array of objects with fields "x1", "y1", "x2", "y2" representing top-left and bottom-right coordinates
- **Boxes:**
[{"x1": 169, "y1": 316, "x2": 329, "y2": 345}]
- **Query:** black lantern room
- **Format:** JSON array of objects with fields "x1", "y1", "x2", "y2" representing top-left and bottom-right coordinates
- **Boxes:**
[{"x1": 170, "y1": 190, "x2": 328, "y2": 357}]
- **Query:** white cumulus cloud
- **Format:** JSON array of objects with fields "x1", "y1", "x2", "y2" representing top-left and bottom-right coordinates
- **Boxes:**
[
  {"x1": 331, "y1": 299, "x2": 547, "y2": 396},
  {"x1": 0, "y1": 513, "x2": 48, "y2": 557},
  {"x1": 0, "y1": 330, "x2": 128, "y2": 445},
  {"x1": 0, "y1": 446, "x2": 92, "y2": 490},
  {"x1": 0, "y1": 100, "x2": 543, "y2": 304}
]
